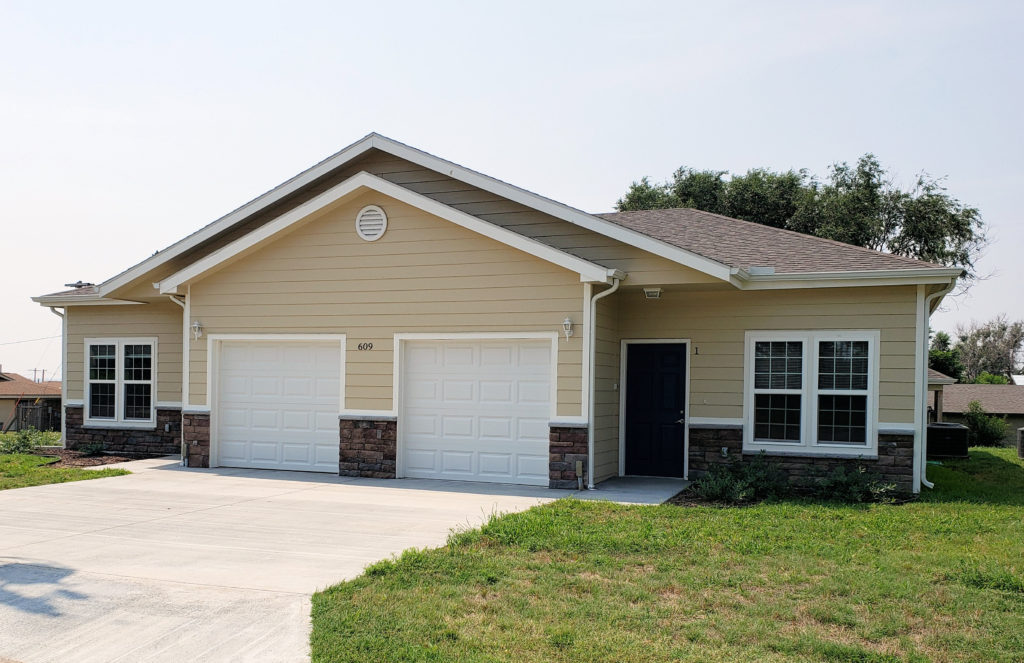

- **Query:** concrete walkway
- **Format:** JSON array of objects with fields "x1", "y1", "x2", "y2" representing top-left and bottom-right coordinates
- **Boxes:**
[{"x1": 0, "y1": 457, "x2": 682, "y2": 663}]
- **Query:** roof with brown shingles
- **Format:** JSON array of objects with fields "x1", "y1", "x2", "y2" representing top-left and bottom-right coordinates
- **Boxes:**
[
  {"x1": 0, "y1": 373, "x2": 61, "y2": 398},
  {"x1": 928, "y1": 368, "x2": 957, "y2": 385},
  {"x1": 596, "y1": 208, "x2": 947, "y2": 274},
  {"x1": 942, "y1": 384, "x2": 1024, "y2": 415}
]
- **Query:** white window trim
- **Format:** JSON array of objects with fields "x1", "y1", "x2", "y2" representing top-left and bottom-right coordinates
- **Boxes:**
[
  {"x1": 83, "y1": 337, "x2": 158, "y2": 429},
  {"x1": 743, "y1": 330, "x2": 880, "y2": 457}
]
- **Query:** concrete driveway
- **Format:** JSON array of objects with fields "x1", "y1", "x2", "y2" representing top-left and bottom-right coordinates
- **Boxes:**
[{"x1": 0, "y1": 457, "x2": 680, "y2": 663}]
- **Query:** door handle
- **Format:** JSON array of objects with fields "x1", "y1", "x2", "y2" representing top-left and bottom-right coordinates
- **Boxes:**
[{"x1": 675, "y1": 417, "x2": 686, "y2": 424}]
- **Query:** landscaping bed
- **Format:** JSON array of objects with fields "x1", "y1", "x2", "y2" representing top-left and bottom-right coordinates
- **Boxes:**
[
  {"x1": 34, "y1": 447, "x2": 134, "y2": 467},
  {"x1": 312, "y1": 448, "x2": 1024, "y2": 662}
]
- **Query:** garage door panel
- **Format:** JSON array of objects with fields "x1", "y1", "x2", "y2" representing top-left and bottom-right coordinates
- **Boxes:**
[
  {"x1": 216, "y1": 340, "x2": 340, "y2": 472},
  {"x1": 250, "y1": 410, "x2": 279, "y2": 429},
  {"x1": 478, "y1": 453, "x2": 511, "y2": 476},
  {"x1": 517, "y1": 455, "x2": 549, "y2": 480},
  {"x1": 441, "y1": 451, "x2": 474, "y2": 474},
  {"x1": 402, "y1": 339, "x2": 552, "y2": 486},
  {"x1": 517, "y1": 418, "x2": 549, "y2": 441},
  {"x1": 479, "y1": 380, "x2": 514, "y2": 404},
  {"x1": 405, "y1": 449, "x2": 437, "y2": 472},
  {"x1": 479, "y1": 417, "x2": 513, "y2": 440},
  {"x1": 518, "y1": 381, "x2": 550, "y2": 404}
]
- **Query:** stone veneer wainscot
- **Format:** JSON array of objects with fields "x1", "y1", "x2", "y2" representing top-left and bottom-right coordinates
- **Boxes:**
[
  {"x1": 339, "y1": 417, "x2": 397, "y2": 478},
  {"x1": 65, "y1": 405, "x2": 182, "y2": 457},
  {"x1": 549, "y1": 424, "x2": 588, "y2": 489},
  {"x1": 688, "y1": 425, "x2": 915, "y2": 494},
  {"x1": 182, "y1": 411, "x2": 211, "y2": 468}
]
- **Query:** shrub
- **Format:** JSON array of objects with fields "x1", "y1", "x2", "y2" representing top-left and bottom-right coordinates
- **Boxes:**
[
  {"x1": 811, "y1": 465, "x2": 897, "y2": 503},
  {"x1": 0, "y1": 427, "x2": 42, "y2": 454},
  {"x1": 80, "y1": 442, "x2": 107, "y2": 457},
  {"x1": 962, "y1": 400, "x2": 1008, "y2": 446},
  {"x1": 691, "y1": 453, "x2": 788, "y2": 504}
]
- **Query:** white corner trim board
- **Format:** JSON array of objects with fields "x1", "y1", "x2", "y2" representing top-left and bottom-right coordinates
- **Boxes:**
[{"x1": 159, "y1": 170, "x2": 615, "y2": 294}]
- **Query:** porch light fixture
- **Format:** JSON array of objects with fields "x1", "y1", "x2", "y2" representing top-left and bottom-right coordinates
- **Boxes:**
[
  {"x1": 562, "y1": 317, "x2": 574, "y2": 340},
  {"x1": 191, "y1": 320, "x2": 204, "y2": 340},
  {"x1": 643, "y1": 288, "x2": 662, "y2": 300}
]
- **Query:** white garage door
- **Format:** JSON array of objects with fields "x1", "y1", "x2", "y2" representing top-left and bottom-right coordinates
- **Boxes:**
[
  {"x1": 216, "y1": 340, "x2": 341, "y2": 472},
  {"x1": 401, "y1": 339, "x2": 552, "y2": 485}
]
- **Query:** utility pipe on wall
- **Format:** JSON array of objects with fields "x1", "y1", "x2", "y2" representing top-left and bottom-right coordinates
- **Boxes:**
[
  {"x1": 586, "y1": 277, "x2": 621, "y2": 489},
  {"x1": 917, "y1": 280, "x2": 957, "y2": 490},
  {"x1": 48, "y1": 307, "x2": 66, "y2": 446},
  {"x1": 168, "y1": 294, "x2": 187, "y2": 466}
]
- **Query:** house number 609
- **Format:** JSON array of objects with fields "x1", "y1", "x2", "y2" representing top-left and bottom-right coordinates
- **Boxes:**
[{"x1": 357, "y1": 342, "x2": 374, "y2": 351}]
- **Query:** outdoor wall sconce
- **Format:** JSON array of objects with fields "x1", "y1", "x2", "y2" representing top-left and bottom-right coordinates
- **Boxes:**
[
  {"x1": 191, "y1": 320, "x2": 204, "y2": 340},
  {"x1": 562, "y1": 317, "x2": 574, "y2": 340}
]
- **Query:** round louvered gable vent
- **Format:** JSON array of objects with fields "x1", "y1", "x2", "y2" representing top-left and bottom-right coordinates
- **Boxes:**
[{"x1": 355, "y1": 205, "x2": 388, "y2": 241}]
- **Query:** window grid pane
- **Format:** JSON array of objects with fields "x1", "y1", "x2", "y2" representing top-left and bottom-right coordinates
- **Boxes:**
[
  {"x1": 818, "y1": 394, "x2": 868, "y2": 444},
  {"x1": 89, "y1": 344, "x2": 116, "y2": 381},
  {"x1": 89, "y1": 383, "x2": 115, "y2": 419},
  {"x1": 754, "y1": 341, "x2": 803, "y2": 390},
  {"x1": 124, "y1": 383, "x2": 152, "y2": 420},
  {"x1": 124, "y1": 344, "x2": 152, "y2": 381},
  {"x1": 818, "y1": 341, "x2": 869, "y2": 391},
  {"x1": 754, "y1": 394, "x2": 802, "y2": 442}
]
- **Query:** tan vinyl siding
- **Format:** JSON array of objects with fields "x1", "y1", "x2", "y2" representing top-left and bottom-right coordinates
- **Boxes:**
[
  {"x1": 616, "y1": 285, "x2": 918, "y2": 424},
  {"x1": 187, "y1": 189, "x2": 585, "y2": 415},
  {"x1": 65, "y1": 303, "x2": 183, "y2": 403},
  {"x1": 592, "y1": 293, "x2": 621, "y2": 483},
  {"x1": 308, "y1": 150, "x2": 719, "y2": 286}
]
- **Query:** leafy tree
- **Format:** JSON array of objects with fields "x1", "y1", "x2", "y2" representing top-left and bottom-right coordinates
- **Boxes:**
[
  {"x1": 616, "y1": 176, "x2": 679, "y2": 211},
  {"x1": 974, "y1": 372, "x2": 1011, "y2": 385},
  {"x1": 723, "y1": 168, "x2": 809, "y2": 229},
  {"x1": 616, "y1": 154, "x2": 986, "y2": 278},
  {"x1": 669, "y1": 168, "x2": 727, "y2": 214},
  {"x1": 955, "y1": 315, "x2": 1024, "y2": 382},
  {"x1": 929, "y1": 330, "x2": 963, "y2": 381}
]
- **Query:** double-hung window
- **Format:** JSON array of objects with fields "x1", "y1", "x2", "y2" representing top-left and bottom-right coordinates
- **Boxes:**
[
  {"x1": 744, "y1": 331, "x2": 878, "y2": 456},
  {"x1": 85, "y1": 338, "x2": 157, "y2": 427}
]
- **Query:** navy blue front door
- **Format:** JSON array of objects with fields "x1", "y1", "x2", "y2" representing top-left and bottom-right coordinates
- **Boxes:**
[{"x1": 624, "y1": 343, "x2": 687, "y2": 477}]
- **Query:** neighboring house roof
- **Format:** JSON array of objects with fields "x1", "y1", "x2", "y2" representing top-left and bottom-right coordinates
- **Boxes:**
[
  {"x1": 928, "y1": 368, "x2": 957, "y2": 386},
  {"x1": 942, "y1": 384, "x2": 1024, "y2": 415},
  {"x1": 33, "y1": 133, "x2": 963, "y2": 305},
  {"x1": 0, "y1": 373, "x2": 61, "y2": 398},
  {"x1": 597, "y1": 208, "x2": 947, "y2": 274}
]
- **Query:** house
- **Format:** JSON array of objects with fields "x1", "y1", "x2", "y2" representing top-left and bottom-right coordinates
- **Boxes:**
[
  {"x1": 0, "y1": 369, "x2": 61, "y2": 431},
  {"x1": 32, "y1": 134, "x2": 962, "y2": 493},
  {"x1": 941, "y1": 384, "x2": 1024, "y2": 445}
]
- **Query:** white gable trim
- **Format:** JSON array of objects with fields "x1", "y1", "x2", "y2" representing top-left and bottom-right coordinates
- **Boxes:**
[{"x1": 159, "y1": 171, "x2": 615, "y2": 294}]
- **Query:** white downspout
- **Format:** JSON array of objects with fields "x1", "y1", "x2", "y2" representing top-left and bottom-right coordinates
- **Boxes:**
[
  {"x1": 48, "y1": 307, "x2": 66, "y2": 446},
  {"x1": 168, "y1": 294, "x2": 187, "y2": 466},
  {"x1": 917, "y1": 280, "x2": 957, "y2": 491},
  {"x1": 587, "y1": 277, "x2": 621, "y2": 489}
]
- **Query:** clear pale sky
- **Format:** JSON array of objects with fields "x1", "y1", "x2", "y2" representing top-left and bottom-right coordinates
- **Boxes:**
[{"x1": 1, "y1": 1, "x2": 1021, "y2": 381}]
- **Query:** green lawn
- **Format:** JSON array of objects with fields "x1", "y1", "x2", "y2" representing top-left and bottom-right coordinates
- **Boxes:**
[
  {"x1": 311, "y1": 448, "x2": 1024, "y2": 662},
  {"x1": 0, "y1": 453, "x2": 129, "y2": 490}
]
